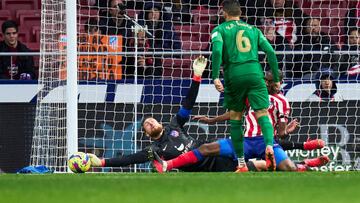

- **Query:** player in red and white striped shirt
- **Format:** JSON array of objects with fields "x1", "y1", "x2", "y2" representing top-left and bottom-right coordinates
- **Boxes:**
[{"x1": 244, "y1": 93, "x2": 290, "y2": 138}]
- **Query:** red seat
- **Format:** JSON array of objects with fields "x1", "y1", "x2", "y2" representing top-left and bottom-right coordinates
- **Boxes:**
[
  {"x1": 17, "y1": 10, "x2": 41, "y2": 37},
  {"x1": 0, "y1": 10, "x2": 11, "y2": 29},
  {"x1": 181, "y1": 41, "x2": 209, "y2": 50},
  {"x1": 2, "y1": 0, "x2": 39, "y2": 19},
  {"x1": 16, "y1": 10, "x2": 41, "y2": 20},
  {"x1": 176, "y1": 25, "x2": 211, "y2": 43},
  {"x1": 78, "y1": 8, "x2": 99, "y2": 18},
  {"x1": 17, "y1": 28, "x2": 30, "y2": 43},
  {"x1": 78, "y1": 9, "x2": 99, "y2": 33},
  {"x1": 26, "y1": 42, "x2": 40, "y2": 51},
  {"x1": 162, "y1": 58, "x2": 192, "y2": 78},
  {"x1": 126, "y1": 9, "x2": 139, "y2": 18},
  {"x1": 32, "y1": 26, "x2": 41, "y2": 43},
  {"x1": 191, "y1": 8, "x2": 218, "y2": 23}
]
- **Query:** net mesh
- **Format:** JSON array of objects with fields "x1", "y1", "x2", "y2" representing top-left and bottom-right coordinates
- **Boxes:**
[{"x1": 31, "y1": 0, "x2": 360, "y2": 172}]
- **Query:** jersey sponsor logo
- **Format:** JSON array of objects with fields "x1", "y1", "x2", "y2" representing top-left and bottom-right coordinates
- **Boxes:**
[
  {"x1": 174, "y1": 143, "x2": 185, "y2": 151},
  {"x1": 170, "y1": 130, "x2": 179, "y2": 137},
  {"x1": 162, "y1": 144, "x2": 167, "y2": 151},
  {"x1": 211, "y1": 32, "x2": 218, "y2": 39}
]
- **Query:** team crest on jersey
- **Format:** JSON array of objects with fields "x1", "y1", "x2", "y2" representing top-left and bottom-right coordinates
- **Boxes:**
[{"x1": 170, "y1": 130, "x2": 179, "y2": 137}]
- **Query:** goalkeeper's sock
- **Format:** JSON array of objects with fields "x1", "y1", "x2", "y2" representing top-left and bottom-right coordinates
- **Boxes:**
[
  {"x1": 166, "y1": 149, "x2": 203, "y2": 171},
  {"x1": 229, "y1": 119, "x2": 244, "y2": 159},
  {"x1": 257, "y1": 116, "x2": 274, "y2": 146},
  {"x1": 99, "y1": 159, "x2": 106, "y2": 167}
]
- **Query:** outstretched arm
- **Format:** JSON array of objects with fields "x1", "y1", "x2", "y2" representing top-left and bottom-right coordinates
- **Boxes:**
[
  {"x1": 258, "y1": 28, "x2": 280, "y2": 84},
  {"x1": 211, "y1": 29, "x2": 224, "y2": 92},
  {"x1": 175, "y1": 56, "x2": 207, "y2": 128},
  {"x1": 193, "y1": 111, "x2": 230, "y2": 125},
  {"x1": 88, "y1": 148, "x2": 153, "y2": 167}
]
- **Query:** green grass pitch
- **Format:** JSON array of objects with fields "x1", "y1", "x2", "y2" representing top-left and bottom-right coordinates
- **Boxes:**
[{"x1": 1, "y1": 172, "x2": 360, "y2": 203}]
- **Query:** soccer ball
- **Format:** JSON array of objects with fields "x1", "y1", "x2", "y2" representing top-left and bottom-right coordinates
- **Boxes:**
[{"x1": 68, "y1": 152, "x2": 91, "y2": 173}]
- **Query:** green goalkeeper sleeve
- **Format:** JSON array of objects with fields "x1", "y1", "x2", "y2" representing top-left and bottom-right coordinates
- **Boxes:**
[
  {"x1": 211, "y1": 33, "x2": 223, "y2": 80},
  {"x1": 258, "y1": 29, "x2": 280, "y2": 83}
]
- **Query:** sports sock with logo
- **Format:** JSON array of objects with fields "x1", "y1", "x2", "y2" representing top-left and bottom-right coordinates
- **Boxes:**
[{"x1": 257, "y1": 115, "x2": 274, "y2": 146}]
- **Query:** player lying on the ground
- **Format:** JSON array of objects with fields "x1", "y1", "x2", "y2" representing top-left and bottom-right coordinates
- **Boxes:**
[
  {"x1": 88, "y1": 56, "x2": 268, "y2": 172},
  {"x1": 152, "y1": 70, "x2": 329, "y2": 172},
  {"x1": 211, "y1": 0, "x2": 281, "y2": 171}
]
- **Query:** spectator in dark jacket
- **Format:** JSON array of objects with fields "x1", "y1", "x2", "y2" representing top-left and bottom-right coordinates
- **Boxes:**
[
  {"x1": 296, "y1": 18, "x2": 336, "y2": 51},
  {"x1": 307, "y1": 69, "x2": 343, "y2": 102},
  {"x1": 248, "y1": 0, "x2": 307, "y2": 45},
  {"x1": 163, "y1": 0, "x2": 192, "y2": 24},
  {"x1": 0, "y1": 20, "x2": 35, "y2": 80},
  {"x1": 125, "y1": 30, "x2": 163, "y2": 78},
  {"x1": 98, "y1": 0, "x2": 134, "y2": 41},
  {"x1": 141, "y1": 3, "x2": 181, "y2": 51},
  {"x1": 291, "y1": 18, "x2": 337, "y2": 78},
  {"x1": 338, "y1": 28, "x2": 360, "y2": 76}
]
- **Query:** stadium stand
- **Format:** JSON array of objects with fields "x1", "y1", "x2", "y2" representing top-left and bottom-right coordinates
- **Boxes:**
[
  {"x1": 1, "y1": 0, "x2": 39, "y2": 20},
  {"x1": 0, "y1": 0, "x2": 357, "y2": 76}
]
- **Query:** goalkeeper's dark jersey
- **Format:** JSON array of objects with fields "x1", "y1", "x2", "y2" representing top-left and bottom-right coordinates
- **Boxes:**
[{"x1": 104, "y1": 78, "x2": 238, "y2": 172}]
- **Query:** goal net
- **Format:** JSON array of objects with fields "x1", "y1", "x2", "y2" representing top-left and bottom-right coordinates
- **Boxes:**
[{"x1": 31, "y1": 0, "x2": 360, "y2": 172}]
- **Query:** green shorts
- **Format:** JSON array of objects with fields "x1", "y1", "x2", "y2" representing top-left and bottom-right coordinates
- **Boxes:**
[{"x1": 223, "y1": 68, "x2": 269, "y2": 112}]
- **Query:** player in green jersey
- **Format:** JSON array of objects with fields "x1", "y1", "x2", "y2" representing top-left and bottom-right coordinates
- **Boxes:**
[{"x1": 211, "y1": 0, "x2": 280, "y2": 172}]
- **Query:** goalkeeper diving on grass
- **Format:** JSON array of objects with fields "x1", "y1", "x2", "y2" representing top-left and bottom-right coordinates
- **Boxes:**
[
  {"x1": 211, "y1": 0, "x2": 281, "y2": 171},
  {"x1": 88, "y1": 56, "x2": 267, "y2": 172}
]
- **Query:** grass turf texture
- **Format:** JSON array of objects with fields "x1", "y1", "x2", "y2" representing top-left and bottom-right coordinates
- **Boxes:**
[{"x1": 0, "y1": 172, "x2": 359, "y2": 203}]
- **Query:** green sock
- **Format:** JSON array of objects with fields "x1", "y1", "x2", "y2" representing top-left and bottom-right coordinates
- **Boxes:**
[
  {"x1": 257, "y1": 115, "x2": 274, "y2": 146},
  {"x1": 229, "y1": 120, "x2": 244, "y2": 158}
]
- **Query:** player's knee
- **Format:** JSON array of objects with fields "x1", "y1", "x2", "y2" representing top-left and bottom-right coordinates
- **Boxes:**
[
  {"x1": 198, "y1": 144, "x2": 211, "y2": 156},
  {"x1": 198, "y1": 143, "x2": 219, "y2": 156},
  {"x1": 278, "y1": 159, "x2": 297, "y2": 171},
  {"x1": 254, "y1": 109, "x2": 268, "y2": 118}
]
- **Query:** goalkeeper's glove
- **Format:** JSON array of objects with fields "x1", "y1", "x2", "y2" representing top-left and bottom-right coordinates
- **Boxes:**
[
  {"x1": 87, "y1": 153, "x2": 105, "y2": 167},
  {"x1": 192, "y1": 55, "x2": 207, "y2": 77}
]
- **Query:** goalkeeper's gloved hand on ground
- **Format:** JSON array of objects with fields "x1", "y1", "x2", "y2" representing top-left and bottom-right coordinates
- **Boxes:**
[
  {"x1": 87, "y1": 153, "x2": 105, "y2": 167},
  {"x1": 192, "y1": 55, "x2": 207, "y2": 77}
]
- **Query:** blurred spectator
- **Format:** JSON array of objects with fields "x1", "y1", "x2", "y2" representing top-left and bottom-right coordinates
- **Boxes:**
[
  {"x1": 246, "y1": 0, "x2": 306, "y2": 45},
  {"x1": 0, "y1": 20, "x2": 35, "y2": 80},
  {"x1": 99, "y1": 0, "x2": 134, "y2": 38},
  {"x1": 290, "y1": 18, "x2": 337, "y2": 78},
  {"x1": 163, "y1": 0, "x2": 192, "y2": 24},
  {"x1": 98, "y1": 0, "x2": 135, "y2": 79},
  {"x1": 261, "y1": 18, "x2": 290, "y2": 51},
  {"x1": 258, "y1": 17, "x2": 289, "y2": 75},
  {"x1": 338, "y1": 29, "x2": 360, "y2": 76},
  {"x1": 79, "y1": 0, "x2": 96, "y2": 7},
  {"x1": 307, "y1": 70, "x2": 343, "y2": 102},
  {"x1": 343, "y1": 29, "x2": 360, "y2": 51},
  {"x1": 141, "y1": 4, "x2": 181, "y2": 51},
  {"x1": 344, "y1": 1, "x2": 360, "y2": 38},
  {"x1": 85, "y1": 17, "x2": 101, "y2": 34},
  {"x1": 296, "y1": 18, "x2": 336, "y2": 51},
  {"x1": 125, "y1": 30, "x2": 162, "y2": 78}
]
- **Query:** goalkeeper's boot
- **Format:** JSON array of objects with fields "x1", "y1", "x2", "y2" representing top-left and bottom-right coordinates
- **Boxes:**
[
  {"x1": 265, "y1": 146, "x2": 276, "y2": 171},
  {"x1": 304, "y1": 139, "x2": 325, "y2": 150},
  {"x1": 296, "y1": 164, "x2": 309, "y2": 172},
  {"x1": 152, "y1": 151, "x2": 167, "y2": 173},
  {"x1": 87, "y1": 153, "x2": 104, "y2": 167},
  {"x1": 235, "y1": 164, "x2": 249, "y2": 173},
  {"x1": 304, "y1": 155, "x2": 330, "y2": 167}
]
